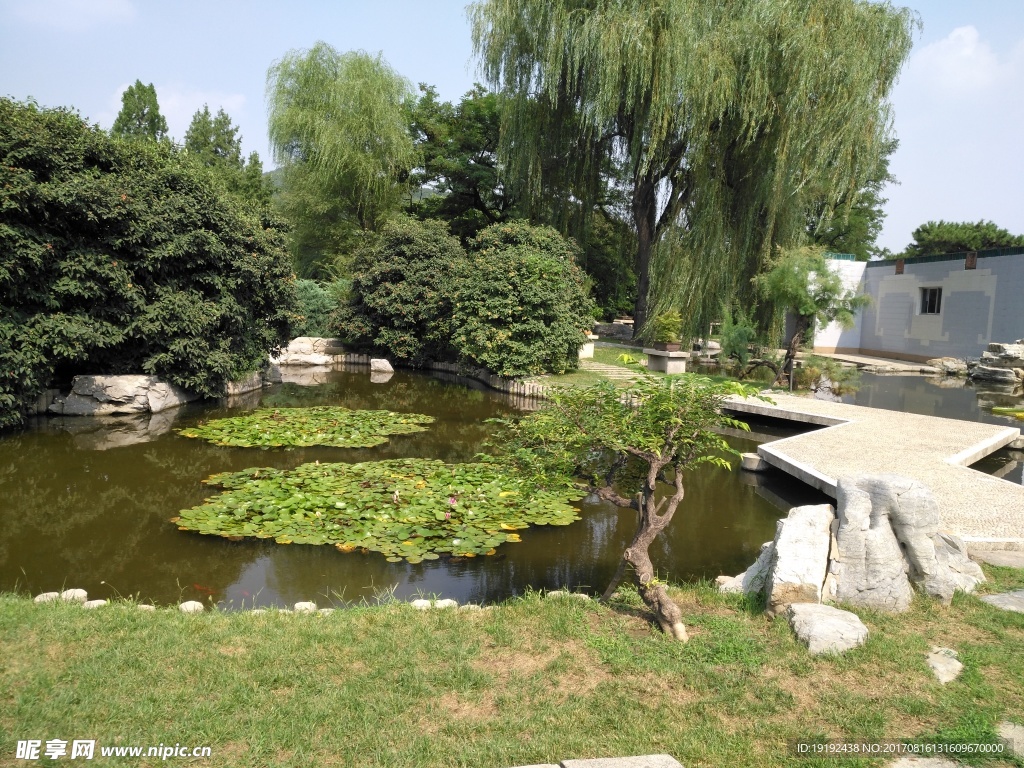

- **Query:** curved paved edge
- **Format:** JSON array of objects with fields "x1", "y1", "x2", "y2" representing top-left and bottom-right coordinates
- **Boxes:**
[{"x1": 725, "y1": 394, "x2": 1024, "y2": 550}]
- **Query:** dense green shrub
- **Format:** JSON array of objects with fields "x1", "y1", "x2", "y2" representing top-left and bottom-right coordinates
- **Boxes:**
[
  {"x1": 0, "y1": 99, "x2": 296, "y2": 428},
  {"x1": 338, "y1": 217, "x2": 465, "y2": 363},
  {"x1": 452, "y1": 221, "x2": 594, "y2": 377},
  {"x1": 292, "y1": 278, "x2": 348, "y2": 337}
]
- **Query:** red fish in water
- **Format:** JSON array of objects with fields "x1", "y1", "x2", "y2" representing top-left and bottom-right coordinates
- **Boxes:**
[{"x1": 192, "y1": 583, "x2": 215, "y2": 595}]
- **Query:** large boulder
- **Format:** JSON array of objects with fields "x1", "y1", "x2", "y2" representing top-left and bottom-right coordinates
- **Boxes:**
[
  {"x1": 969, "y1": 341, "x2": 1024, "y2": 383},
  {"x1": 926, "y1": 357, "x2": 967, "y2": 376},
  {"x1": 271, "y1": 337, "x2": 347, "y2": 366},
  {"x1": 832, "y1": 475, "x2": 984, "y2": 610},
  {"x1": 764, "y1": 504, "x2": 833, "y2": 616},
  {"x1": 49, "y1": 375, "x2": 199, "y2": 416},
  {"x1": 718, "y1": 475, "x2": 984, "y2": 614},
  {"x1": 786, "y1": 603, "x2": 868, "y2": 655}
]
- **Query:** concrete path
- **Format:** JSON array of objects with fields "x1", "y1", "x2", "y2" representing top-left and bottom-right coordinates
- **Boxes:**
[
  {"x1": 578, "y1": 360, "x2": 642, "y2": 382},
  {"x1": 725, "y1": 393, "x2": 1024, "y2": 550},
  {"x1": 800, "y1": 351, "x2": 941, "y2": 374}
]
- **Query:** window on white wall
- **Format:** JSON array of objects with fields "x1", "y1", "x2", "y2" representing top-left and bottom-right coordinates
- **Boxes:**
[{"x1": 920, "y1": 287, "x2": 942, "y2": 315}]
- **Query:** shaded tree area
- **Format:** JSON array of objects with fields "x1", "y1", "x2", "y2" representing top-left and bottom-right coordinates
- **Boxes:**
[
  {"x1": 0, "y1": 99, "x2": 296, "y2": 428},
  {"x1": 895, "y1": 220, "x2": 1024, "y2": 259},
  {"x1": 471, "y1": 0, "x2": 916, "y2": 335},
  {"x1": 806, "y1": 140, "x2": 896, "y2": 262}
]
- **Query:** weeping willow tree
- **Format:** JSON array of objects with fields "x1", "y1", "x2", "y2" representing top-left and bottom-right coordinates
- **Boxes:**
[
  {"x1": 471, "y1": 0, "x2": 917, "y2": 334},
  {"x1": 266, "y1": 43, "x2": 418, "y2": 276}
]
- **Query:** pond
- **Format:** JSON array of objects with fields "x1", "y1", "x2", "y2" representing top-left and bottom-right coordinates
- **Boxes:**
[{"x1": 0, "y1": 368, "x2": 826, "y2": 609}]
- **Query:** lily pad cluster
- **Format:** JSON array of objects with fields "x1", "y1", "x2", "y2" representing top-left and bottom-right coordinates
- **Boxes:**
[
  {"x1": 178, "y1": 407, "x2": 435, "y2": 448},
  {"x1": 174, "y1": 458, "x2": 583, "y2": 562},
  {"x1": 992, "y1": 406, "x2": 1024, "y2": 421}
]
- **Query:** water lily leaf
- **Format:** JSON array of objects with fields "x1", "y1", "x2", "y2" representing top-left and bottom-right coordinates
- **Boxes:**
[
  {"x1": 179, "y1": 407, "x2": 434, "y2": 448},
  {"x1": 176, "y1": 458, "x2": 583, "y2": 563}
]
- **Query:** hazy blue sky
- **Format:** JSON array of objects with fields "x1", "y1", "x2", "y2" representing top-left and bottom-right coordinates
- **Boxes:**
[{"x1": 1, "y1": 0, "x2": 1021, "y2": 254}]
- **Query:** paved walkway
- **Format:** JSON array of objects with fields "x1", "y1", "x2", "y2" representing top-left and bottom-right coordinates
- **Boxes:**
[
  {"x1": 800, "y1": 351, "x2": 940, "y2": 374},
  {"x1": 725, "y1": 393, "x2": 1024, "y2": 550},
  {"x1": 578, "y1": 360, "x2": 642, "y2": 381}
]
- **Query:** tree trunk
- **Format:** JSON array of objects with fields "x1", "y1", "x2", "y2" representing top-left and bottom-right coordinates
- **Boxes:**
[
  {"x1": 781, "y1": 315, "x2": 810, "y2": 385},
  {"x1": 612, "y1": 462, "x2": 689, "y2": 641},
  {"x1": 631, "y1": 178, "x2": 657, "y2": 333}
]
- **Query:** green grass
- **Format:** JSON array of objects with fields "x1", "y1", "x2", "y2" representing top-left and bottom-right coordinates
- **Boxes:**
[{"x1": 2, "y1": 571, "x2": 1022, "y2": 767}]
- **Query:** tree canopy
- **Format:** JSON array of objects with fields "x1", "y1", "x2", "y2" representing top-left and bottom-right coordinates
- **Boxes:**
[
  {"x1": 471, "y1": 0, "x2": 917, "y2": 334},
  {"x1": 266, "y1": 43, "x2": 418, "y2": 275},
  {"x1": 111, "y1": 80, "x2": 169, "y2": 142},
  {"x1": 407, "y1": 84, "x2": 514, "y2": 241},
  {"x1": 0, "y1": 98, "x2": 296, "y2": 428},
  {"x1": 753, "y1": 246, "x2": 869, "y2": 380},
  {"x1": 897, "y1": 220, "x2": 1024, "y2": 259},
  {"x1": 185, "y1": 105, "x2": 271, "y2": 206}
]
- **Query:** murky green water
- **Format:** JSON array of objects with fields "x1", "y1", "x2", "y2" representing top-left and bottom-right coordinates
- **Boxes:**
[{"x1": 0, "y1": 369, "x2": 826, "y2": 608}]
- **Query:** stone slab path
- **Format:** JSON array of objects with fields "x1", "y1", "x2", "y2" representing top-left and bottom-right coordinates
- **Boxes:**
[
  {"x1": 725, "y1": 393, "x2": 1024, "y2": 550},
  {"x1": 577, "y1": 360, "x2": 642, "y2": 382}
]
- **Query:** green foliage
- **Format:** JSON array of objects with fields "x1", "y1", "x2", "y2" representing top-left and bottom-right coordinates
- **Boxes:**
[
  {"x1": 452, "y1": 221, "x2": 594, "y2": 377},
  {"x1": 807, "y1": 139, "x2": 896, "y2": 261},
  {"x1": 407, "y1": 84, "x2": 513, "y2": 241},
  {"x1": 111, "y1": 80, "x2": 168, "y2": 142},
  {"x1": 650, "y1": 310, "x2": 682, "y2": 344},
  {"x1": 267, "y1": 43, "x2": 419, "y2": 275},
  {"x1": 898, "y1": 220, "x2": 1024, "y2": 259},
  {"x1": 178, "y1": 406, "x2": 434, "y2": 448},
  {"x1": 0, "y1": 98, "x2": 296, "y2": 429},
  {"x1": 754, "y1": 246, "x2": 869, "y2": 331},
  {"x1": 339, "y1": 216, "x2": 465, "y2": 364},
  {"x1": 793, "y1": 356, "x2": 861, "y2": 395},
  {"x1": 577, "y1": 211, "x2": 637, "y2": 321},
  {"x1": 472, "y1": 0, "x2": 917, "y2": 332},
  {"x1": 292, "y1": 278, "x2": 347, "y2": 337},
  {"x1": 175, "y1": 458, "x2": 583, "y2": 561},
  {"x1": 719, "y1": 303, "x2": 758, "y2": 366},
  {"x1": 184, "y1": 105, "x2": 272, "y2": 207},
  {"x1": 495, "y1": 375, "x2": 762, "y2": 499}
]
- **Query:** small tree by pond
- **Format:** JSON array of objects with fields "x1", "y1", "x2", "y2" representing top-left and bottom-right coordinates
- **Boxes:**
[
  {"x1": 749, "y1": 246, "x2": 869, "y2": 385},
  {"x1": 495, "y1": 374, "x2": 763, "y2": 640}
]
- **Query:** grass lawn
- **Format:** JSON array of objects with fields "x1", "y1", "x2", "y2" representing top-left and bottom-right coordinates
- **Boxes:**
[{"x1": 3, "y1": 567, "x2": 1022, "y2": 767}]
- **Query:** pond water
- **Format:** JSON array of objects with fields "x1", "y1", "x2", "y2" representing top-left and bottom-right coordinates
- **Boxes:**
[{"x1": 0, "y1": 369, "x2": 827, "y2": 609}]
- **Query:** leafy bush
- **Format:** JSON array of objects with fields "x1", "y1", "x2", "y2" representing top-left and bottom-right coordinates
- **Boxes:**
[
  {"x1": 794, "y1": 355, "x2": 860, "y2": 394},
  {"x1": 650, "y1": 310, "x2": 682, "y2": 344},
  {"x1": 337, "y1": 216, "x2": 465, "y2": 364},
  {"x1": 0, "y1": 98, "x2": 296, "y2": 428},
  {"x1": 292, "y1": 278, "x2": 347, "y2": 337},
  {"x1": 719, "y1": 303, "x2": 758, "y2": 365},
  {"x1": 451, "y1": 221, "x2": 594, "y2": 377}
]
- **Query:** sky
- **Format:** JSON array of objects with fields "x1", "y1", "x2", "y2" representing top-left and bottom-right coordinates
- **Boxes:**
[{"x1": 1, "y1": 0, "x2": 1022, "y2": 255}]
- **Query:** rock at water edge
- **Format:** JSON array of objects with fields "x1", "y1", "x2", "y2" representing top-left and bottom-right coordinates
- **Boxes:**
[
  {"x1": 179, "y1": 601, "x2": 205, "y2": 614},
  {"x1": 370, "y1": 358, "x2": 394, "y2": 374},
  {"x1": 764, "y1": 504, "x2": 833, "y2": 616},
  {"x1": 34, "y1": 592, "x2": 60, "y2": 603},
  {"x1": 82, "y1": 599, "x2": 108, "y2": 610},
  {"x1": 60, "y1": 589, "x2": 88, "y2": 603},
  {"x1": 293, "y1": 601, "x2": 317, "y2": 614},
  {"x1": 787, "y1": 603, "x2": 868, "y2": 655},
  {"x1": 717, "y1": 540, "x2": 775, "y2": 596}
]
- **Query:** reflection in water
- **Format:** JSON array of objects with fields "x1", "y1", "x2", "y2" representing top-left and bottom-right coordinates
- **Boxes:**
[{"x1": 1, "y1": 368, "x2": 831, "y2": 608}]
